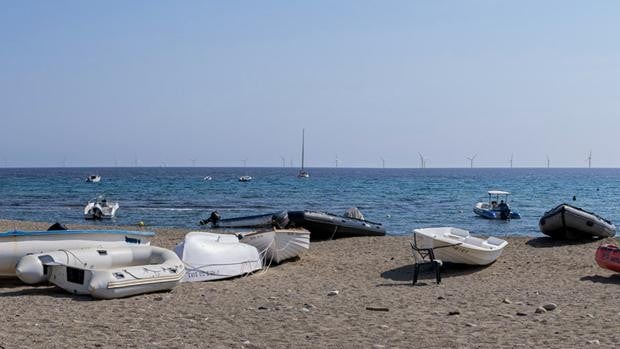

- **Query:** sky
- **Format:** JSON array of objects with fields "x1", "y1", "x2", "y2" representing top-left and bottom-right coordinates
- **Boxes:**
[{"x1": 1, "y1": 1, "x2": 619, "y2": 168}]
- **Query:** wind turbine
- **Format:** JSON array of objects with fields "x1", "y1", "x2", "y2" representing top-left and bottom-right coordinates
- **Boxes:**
[
  {"x1": 242, "y1": 159, "x2": 247, "y2": 168},
  {"x1": 335, "y1": 155, "x2": 340, "y2": 168},
  {"x1": 466, "y1": 154, "x2": 477, "y2": 168},
  {"x1": 509, "y1": 154, "x2": 514, "y2": 168},
  {"x1": 586, "y1": 151, "x2": 592, "y2": 169},
  {"x1": 190, "y1": 159, "x2": 197, "y2": 167},
  {"x1": 418, "y1": 153, "x2": 428, "y2": 169},
  {"x1": 546, "y1": 155, "x2": 550, "y2": 168},
  {"x1": 380, "y1": 157, "x2": 385, "y2": 169},
  {"x1": 279, "y1": 156, "x2": 285, "y2": 168}
]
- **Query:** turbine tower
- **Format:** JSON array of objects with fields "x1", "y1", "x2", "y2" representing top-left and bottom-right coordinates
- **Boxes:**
[
  {"x1": 509, "y1": 154, "x2": 514, "y2": 168},
  {"x1": 586, "y1": 151, "x2": 592, "y2": 169},
  {"x1": 380, "y1": 157, "x2": 385, "y2": 169},
  {"x1": 466, "y1": 154, "x2": 477, "y2": 168},
  {"x1": 418, "y1": 153, "x2": 428, "y2": 169},
  {"x1": 546, "y1": 155, "x2": 550, "y2": 168},
  {"x1": 280, "y1": 156, "x2": 285, "y2": 168}
]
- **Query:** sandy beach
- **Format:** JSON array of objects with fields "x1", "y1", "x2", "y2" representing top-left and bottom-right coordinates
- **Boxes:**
[{"x1": 0, "y1": 219, "x2": 619, "y2": 348}]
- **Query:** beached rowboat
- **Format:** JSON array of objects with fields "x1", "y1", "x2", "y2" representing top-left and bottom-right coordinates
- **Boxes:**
[
  {"x1": 595, "y1": 244, "x2": 620, "y2": 273},
  {"x1": 412, "y1": 227, "x2": 508, "y2": 266},
  {"x1": 174, "y1": 232, "x2": 262, "y2": 282},
  {"x1": 539, "y1": 204, "x2": 616, "y2": 239},
  {"x1": 0, "y1": 229, "x2": 154, "y2": 277},
  {"x1": 16, "y1": 245, "x2": 184, "y2": 299},
  {"x1": 237, "y1": 228, "x2": 310, "y2": 264}
]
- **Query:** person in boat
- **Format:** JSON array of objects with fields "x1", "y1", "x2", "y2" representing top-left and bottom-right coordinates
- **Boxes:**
[
  {"x1": 498, "y1": 200, "x2": 510, "y2": 220},
  {"x1": 491, "y1": 201, "x2": 498, "y2": 209}
]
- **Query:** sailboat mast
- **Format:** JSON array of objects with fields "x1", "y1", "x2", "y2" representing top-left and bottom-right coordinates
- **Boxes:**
[{"x1": 301, "y1": 128, "x2": 305, "y2": 170}]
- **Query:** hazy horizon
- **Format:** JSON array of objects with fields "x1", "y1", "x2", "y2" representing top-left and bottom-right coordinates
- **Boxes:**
[{"x1": 2, "y1": 1, "x2": 618, "y2": 168}]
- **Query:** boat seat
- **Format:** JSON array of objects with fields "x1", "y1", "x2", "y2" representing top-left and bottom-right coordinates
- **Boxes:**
[{"x1": 410, "y1": 234, "x2": 442, "y2": 285}]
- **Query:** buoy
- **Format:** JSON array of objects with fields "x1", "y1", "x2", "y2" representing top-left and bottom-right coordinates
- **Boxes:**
[{"x1": 137, "y1": 221, "x2": 145, "y2": 227}]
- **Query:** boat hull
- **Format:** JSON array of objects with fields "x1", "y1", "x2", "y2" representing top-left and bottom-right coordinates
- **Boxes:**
[
  {"x1": 0, "y1": 230, "x2": 154, "y2": 276},
  {"x1": 473, "y1": 203, "x2": 521, "y2": 220},
  {"x1": 539, "y1": 204, "x2": 616, "y2": 239},
  {"x1": 413, "y1": 227, "x2": 508, "y2": 266},
  {"x1": 238, "y1": 228, "x2": 310, "y2": 264},
  {"x1": 203, "y1": 211, "x2": 289, "y2": 229},
  {"x1": 287, "y1": 211, "x2": 386, "y2": 240},
  {"x1": 174, "y1": 232, "x2": 262, "y2": 282},
  {"x1": 17, "y1": 245, "x2": 184, "y2": 299},
  {"x1": 595, "y1": 244, "x2": 620, "y2": 272}
]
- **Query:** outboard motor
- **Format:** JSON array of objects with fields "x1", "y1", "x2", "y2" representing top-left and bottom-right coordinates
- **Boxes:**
[{"x1": 200, "y1": 211, "x2": 221, "y2": 226}]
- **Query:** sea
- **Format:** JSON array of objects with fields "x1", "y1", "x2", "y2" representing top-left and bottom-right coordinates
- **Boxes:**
[{"x1": 0, "y1": 167, "x2": 618, "y2": 237}]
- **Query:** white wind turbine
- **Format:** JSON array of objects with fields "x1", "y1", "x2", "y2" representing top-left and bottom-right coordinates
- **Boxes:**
[
  {"x1": 466, "y1": 154, "x2": 477, "y2": 168},
  {"x1": 586, "y1": 151, "x2": 592, "y2": 168}
]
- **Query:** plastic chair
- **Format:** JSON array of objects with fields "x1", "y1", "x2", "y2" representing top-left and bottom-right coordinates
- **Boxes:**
[{"x1": 410, "y1": 233, "x2": 443, "y2": 285}]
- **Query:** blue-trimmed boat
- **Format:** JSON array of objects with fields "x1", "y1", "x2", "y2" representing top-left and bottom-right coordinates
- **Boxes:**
[
  {"x1": 473, "y1": 190, "x2": 521, "y2": 220},
  {"x1": 0, "y1": 229, "x2": 154, "y2": 277}
]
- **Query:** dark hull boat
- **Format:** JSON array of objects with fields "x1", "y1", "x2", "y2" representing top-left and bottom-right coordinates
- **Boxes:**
[
  {"x1": 287, "y1": 210, "x2": 386, "y2": 240},
  {"x1": 200, "y1": 211, "x2": 289, "y2": 229},
  {"x1": 539, "y1": 204, "x2": 616, "y2": 239}
]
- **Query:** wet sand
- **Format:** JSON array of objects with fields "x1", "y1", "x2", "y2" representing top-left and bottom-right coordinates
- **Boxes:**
[{"x1": 0, "y1": 219, "x2": 619, "y2": 348}]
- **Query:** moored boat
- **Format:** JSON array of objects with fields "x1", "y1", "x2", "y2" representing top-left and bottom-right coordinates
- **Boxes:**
[
  {"x1": 237, "y1": 228, "x2": 310, "y2": 264},
  {"x1": 595, "y1": 244, "x2": 620, "y2": 272},
  {"x1": 239, "y1": 175, "x2": 253, "y2": 182},
  {"x1": 84, "y1": 196, "x2": 119, "y2": 220},
  {"x1": 86, "y1": 175, "x2": 101, "y2": 183},
  {"x1": 473, "y1": 191, "x2": 521, "y2": 220},
  {"x1": 16, "y1": 245, "x2": 184, "y2": 299},
  {"x1": 174, "y1": 232, "x2": 262, "y2": 282},
  {"x1": 287, "y1": 210, "x2": 386, "y2": 240},
  {"x1": 412, "y1": 227, "x2": 508, "y2": 266},
  {"x1": 539, "y1": 204, "x2": 616, "y2": 239},
  {"x1": 199, "y1": 210, "x2": 289, "y2": 229},
  {"x1": 0, "y1": 229, "x2": 154, "y2": 277}
]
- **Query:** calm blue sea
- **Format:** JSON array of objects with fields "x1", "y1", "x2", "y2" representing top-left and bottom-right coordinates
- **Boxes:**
[{"x1": 0, "y1": 167, "x2": 618, "y2": 237}]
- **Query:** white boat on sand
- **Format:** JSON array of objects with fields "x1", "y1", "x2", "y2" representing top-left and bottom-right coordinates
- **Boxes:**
[
  {"x1": 237, "y1": 228, "x2": 310, "y2": 264},
  {"x1": 539, "y1": 203, "x2": 616, "y2": 239},
  {"x1": 84, "y1": 196, "x2": 119, "y2": 220},
  {"x1": 0, "y1": 228, "x2": 154, "y2": 277},
  {"x1": 412, "y1": 227, "x2": 508, "y2": 266},
  {"x1": 174, "y1": 232, "x2": 262, "y2": 282},
  {"x1": 16, "y1": 245, "x2": 184, "y2": 299}
]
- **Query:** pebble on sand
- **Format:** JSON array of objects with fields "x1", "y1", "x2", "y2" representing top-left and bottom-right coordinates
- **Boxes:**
[
  {"x1": 535, "y1": 307, "x2": 547, "y2": 314},
  {"x1": 448, "y1": 310, "x2": 460, "y2": 316},
  {"x1": 587, "y1": 339, "x2": 600, "y2": 345},
  {"x1": 502, "y1": 298, "x2": 512, "y2": 304},
  {"x1": 542, "y1": 303, "x2": 557, "y2": 311},
  {"x1": 327, "y1": 290, "x2": 339, "y2": 296}
]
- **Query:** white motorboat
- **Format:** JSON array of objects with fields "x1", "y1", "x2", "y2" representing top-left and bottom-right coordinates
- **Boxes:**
[
  {"x1": 539, "y1": 203, "x2": 616, "y2": 239},
  {"x1": 16, "y1": 245, "x2": 184, "y2": 299},
  {"x1": 412, "y1": 227, "x2": 508, "y2": 266},
  {"x1": 473, "y1": 190, "x2": 521, "y2": 220},
  {"x1": 0, "y1": 228, "x2": 154, "y2": 277},
  {"x1": 174, "y1": 232, "x2": 262, "y2": 282},
  {"x1": 86, "y1": 175, "x2": 101, "y2": 183},
  {"x1": 238, "y1": 175, "x2": 253, "y2": 182},
  {"x1": 203, "y1": 176, "x2": 213, "y2": 181},
  {"x1": 237, "y1": 228, "x2": 310, "y2": 264},
  {"x1": 84, "y1": 196, "x2": 119, "y2": 220}
]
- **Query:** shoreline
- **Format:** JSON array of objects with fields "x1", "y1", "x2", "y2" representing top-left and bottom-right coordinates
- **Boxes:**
[{"x1": 1, "y1": 219, "x2": 619, "y2": 348}]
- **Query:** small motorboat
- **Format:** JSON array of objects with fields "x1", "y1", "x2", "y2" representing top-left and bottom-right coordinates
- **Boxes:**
[
  {"x1": 539, "y1": 204, "x2": 616, "y2": 239},
  {"x1": 16, "y1": 245, "x2": 184, "y2": 299},
  {"x1": 0, "y1": 228, "x2": 154, "y2": 277},
  {"x1": 174, "y1": 232, "x2": 262, "y2": 282},
  {"x1": 203, "y1": 176, "x2": 213, "y2": 181},
  {"x1": 595, "y1": 244, "x2": 620, "y2": 272},
  {"x1": 473, "y1": 190, "x2": 521, "y2": 220},
  {"x1": 84, "y1": 196, "x2": 119, "y2": 220},
  {"x1": 239, "y1": 175, "x2": 253, "y2": 182},
  {"x1": 86, "y1": 175, "x2": 101, "y2": 183},
  {"x1": 287, "y1": 209, "x2": 386, "y2": 240},
  {"x1": 237, "y1": 228, "x2": 310, "y2": 264},
  {"x1": 412, "y1": 227, "x2": 508, "y2": 266},
  {"x1": 199, "y1": 210, "x2": 289, "y2": 229}
]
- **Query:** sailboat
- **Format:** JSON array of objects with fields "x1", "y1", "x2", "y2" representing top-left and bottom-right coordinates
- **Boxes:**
[{"x1": 298, "y1": 128, "x2": 310, "y2": 178}]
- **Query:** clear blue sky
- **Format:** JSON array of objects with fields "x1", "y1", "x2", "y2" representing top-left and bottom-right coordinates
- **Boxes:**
[{"x1": 1, "y1": 1, "x2": 618, "y2": 168}]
